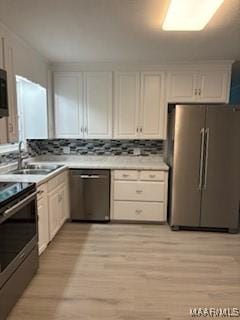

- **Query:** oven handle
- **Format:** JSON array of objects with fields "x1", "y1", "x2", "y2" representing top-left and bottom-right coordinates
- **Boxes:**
[{"x1": 2, "y1": 191, "x2": 38, "y2": 219}]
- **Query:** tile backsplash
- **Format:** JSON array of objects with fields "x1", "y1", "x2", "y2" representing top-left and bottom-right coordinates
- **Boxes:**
[
  {"x1": 0, "y1": 150, "x2": 27, "y2": 166},
  {"x1": 27, "y1": 139, "x2": 164, "y2": 156}
]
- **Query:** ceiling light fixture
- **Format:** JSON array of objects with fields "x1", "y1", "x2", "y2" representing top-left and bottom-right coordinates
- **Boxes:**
[{"x1": 162, "y1": 0, "x2": 224, "y2": 31}]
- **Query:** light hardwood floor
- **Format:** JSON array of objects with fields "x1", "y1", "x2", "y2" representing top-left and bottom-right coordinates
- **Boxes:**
[{"x1": 7, "y1": 223, "x2": 240, "y2": 320}]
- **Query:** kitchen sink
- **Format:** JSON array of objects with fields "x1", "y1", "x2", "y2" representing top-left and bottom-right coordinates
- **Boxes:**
[
  {"x1": 10, "y1": 169, "x2": 52, "y2": 175},
  {"x1": 7, "y1": 164, "x2": 63, "y2": 175},
  {"x1": 25, "y1": 164, "x2": 62, "y2": 171}
]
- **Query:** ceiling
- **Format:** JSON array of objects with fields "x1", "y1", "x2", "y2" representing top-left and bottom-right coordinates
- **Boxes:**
[{"x1": 0, "y1": 0, "x2": 239, "y2": 63}]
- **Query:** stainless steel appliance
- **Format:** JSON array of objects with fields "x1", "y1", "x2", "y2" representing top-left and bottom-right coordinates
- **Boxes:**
[
  {"x1": 0, "y1": 182, "x2": 38, "y2": 320},
  {"x1": 0, "y1": 69, "x2": 8, "y2": 118},
  {"x1": 167, "y1": 105, "x2": 240, "y2": 233},
  {"x1": 70, "y1": 169, "x2": 110, "y2": 222}
]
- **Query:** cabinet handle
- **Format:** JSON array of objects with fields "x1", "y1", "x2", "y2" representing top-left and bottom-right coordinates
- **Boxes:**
[
  {"x1": 136, "y1": 190, "x2": 143, "y2": 194},
  {"x1": 85, "y1": 127, "x2": 87, "y2": 133},
  {"x1": 136, "y1": 127, "x2": 139, "y2": 133},
  {"x1": 140, "y1": 127, "x2": 143, "y2": 133},
  {"x1": 194, "y1": 88, "x2": 198, "y2": 96},
  {"x1": 135, "y1": 209, "x2": 142, "y2": 214},
  {"x1": 198, "y1": 88, "x2": 201, "y2": 96},
  {"x1": 149, "y1": 174, "x2": 156, "y2": 178},
  {"x1": 81, "y1": 127, "x2": 83, "y2": 133},
  {"x1": 123, "y1": 174, "x2": 129, "y2": 178}
]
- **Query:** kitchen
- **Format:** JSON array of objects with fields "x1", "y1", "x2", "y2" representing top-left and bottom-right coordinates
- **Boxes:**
[{"x1": 0, "y1": 0, "x2": 240, "y2": 319}]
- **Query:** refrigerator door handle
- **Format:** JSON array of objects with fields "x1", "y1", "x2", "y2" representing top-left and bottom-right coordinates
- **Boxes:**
[
  {"x1": 203, "y1": 128, "x2": 210, "y2": 189},
  {"x1": 198, "y1": 128, "x2": 205, "y2": 190}
]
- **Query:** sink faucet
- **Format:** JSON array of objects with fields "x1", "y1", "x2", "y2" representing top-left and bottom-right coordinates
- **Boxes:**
[{"x1": 18, "y1": 141, "x2": 25, "y2": 170}]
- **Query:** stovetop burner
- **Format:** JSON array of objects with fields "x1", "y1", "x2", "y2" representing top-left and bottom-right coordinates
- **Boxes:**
[{"x1": 0, "y1": 182, "x2": 35, "y2": 208}]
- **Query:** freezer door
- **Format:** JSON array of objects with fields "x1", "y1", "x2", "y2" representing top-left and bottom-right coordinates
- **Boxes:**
[
  {"x1": 170, "y1": 105, "x2": 206, "y2": 227},
  {"x1": 200, "y1": 106, "x2": 240, "y2": 229}
]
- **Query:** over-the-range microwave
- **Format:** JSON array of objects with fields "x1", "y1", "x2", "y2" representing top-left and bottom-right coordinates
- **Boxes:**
[{"x1": 0, "y1": 69, "x2": 8, "y2": 118}]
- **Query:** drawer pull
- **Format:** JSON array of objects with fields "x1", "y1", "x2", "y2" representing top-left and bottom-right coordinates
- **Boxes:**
[
  {"x1": 123, "y1": 174, "x2": 129, "y2": 178},
  {"x1": 149, "y1": 174, "x2": 156, "y2": 178},
  {"x1": 136, "y1": 190, "x2": 143, "y2": 194},
  {"x1": 135, "y1": 209, "x2": 142, "y2": 214}
]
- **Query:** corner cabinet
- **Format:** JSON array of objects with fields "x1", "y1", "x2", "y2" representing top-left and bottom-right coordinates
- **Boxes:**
[
  {"x1": 54, "y1": 72, "x2": 113, "y2": 139},
  {"x1": 167, "y1": 66, "x2": 231, "y2": 103},
  {"x1": 114, "y1": 71, "x2": 166, "y2": 139}
]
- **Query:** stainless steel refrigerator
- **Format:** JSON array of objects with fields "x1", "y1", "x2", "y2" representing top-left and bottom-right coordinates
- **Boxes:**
[{"x1": 167, "y1": 105, "x2": 240, "y2": 233}]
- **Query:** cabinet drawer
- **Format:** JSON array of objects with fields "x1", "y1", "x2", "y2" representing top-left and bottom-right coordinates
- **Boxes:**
[
  {"x1": 113, "y1": 201, "x2": 165, "y2": 221},
  {"x1": 48, "y1": 171, "x2": 67, "y2": 192},
  {"x1": 140, "y1": 170, "x2": 165, "y2": 181},
  {"x1": 114, "y1": 170, "x2": 138, "y2": 180},
  {"x1": 114, "y1": 181, "x2": 165, "y2": 202}
]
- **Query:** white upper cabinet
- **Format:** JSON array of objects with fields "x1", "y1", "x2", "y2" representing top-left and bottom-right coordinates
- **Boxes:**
[
  {"x1": 167, "y1": 71, "x2": 197, "y2": 103},
  {"x1": 54, "y1": 72, "x2": 113, "y2": 139},
  {"x1": 84, "y1": 72, "x2": 112, "y2": 139},
  {"x1": 54, "y1": 72, "x2": 83, "y2": 138},
  {"x1": 140, "y1": 72, "x2": 166, "y2": 139},
  {"x1": 0, "y1": 33, "x2": 3, "y2": 69},
  {"x1": 197, "y1": 70, "x2": 230, "y2": 103},
  {"x1": 3, "y1": 38, "x2": 19, "y2": 142},
  {"x1": 167, "y1": 67, "x2": 231, "y2": 103},
  {"x1": 114, "y1": 71, "x2": 166, "y2": 139},
  {"x1": 114, "y1": 72, "x2": 140, "y2": 139},
  {"x1": 0, "y1": 33, "x2": 8, "y2": 144}
]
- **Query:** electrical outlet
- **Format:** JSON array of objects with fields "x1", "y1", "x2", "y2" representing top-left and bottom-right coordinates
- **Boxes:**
[{"x1": 63, "y1": 146, "x2": 70, "y2": 154}]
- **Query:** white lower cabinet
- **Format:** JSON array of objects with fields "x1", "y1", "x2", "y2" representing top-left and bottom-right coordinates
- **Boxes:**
[
  {"x1": 114, "y1": 181, "x2": 165, "y2": 202},
  {"x1": 111, "y1": 170, "x2": 168, "y2": 222},
  {"x1": 37, "y1": 184, "x2": 49, "y2": 255},
  {"x1": 37, "y1": 170, "x2": 69, "y2": 254},
  {"x1": 48, "y1": 186, "x2": 62, "y2": 241},
  {"x1": 113, "y1": 201, "x2": 164, "y2": 221}
]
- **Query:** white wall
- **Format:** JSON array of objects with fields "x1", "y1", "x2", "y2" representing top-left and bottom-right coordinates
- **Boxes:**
[{"x1": 0, "y1": 22, "x2": 49, "y2": 88}]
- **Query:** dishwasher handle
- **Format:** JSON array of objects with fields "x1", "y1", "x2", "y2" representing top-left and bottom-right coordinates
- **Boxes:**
[{"x1": 74, "y1": 174, "x2": 108, "y2": 179}]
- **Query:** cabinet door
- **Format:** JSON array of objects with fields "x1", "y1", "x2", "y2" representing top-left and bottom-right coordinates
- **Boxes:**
[
  {"x1": 48, "y1": 188, "x2": 61, "y2": 240},
  {"x1": 3, "y1": 39, "x2": 19, "y2": 142},
  {"x1": 84, "y1": 72, "x2": 112, "y2": 139},
  {"x1": 198, "y1": 70, "x2": 230, "y2": 103},
  {"x1": 114, "y1": 72, "x2": 140, "y2": 139},
  {"x1": 167, "y1": 71, "x2": 197, "y2": 102},
  {"x1": 140, "y1": 72, "x2": 166, "y2": 139},
  {"x1": 0, "y1": 36, "x2": 12, "y2": 144},
  {"x1": 54, "y1": 72, "x2": 83, "y2": 138},
  {"x1": 0, "y1": 33, "x2": 3, "y2": 69},
  {"x1": 0, "y1": 118, "x2": 8, "y2": 144},
  {"x1": 58, "y1": 186, "x2": 66, "y2": 227},
  {"x1": 37, "y1": 195, "x2": 49, "y2": 255}
]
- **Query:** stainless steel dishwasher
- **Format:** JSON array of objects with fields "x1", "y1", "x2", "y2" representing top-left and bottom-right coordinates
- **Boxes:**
[{"x1": 70, "y1": 169, "x2": 110, "y2": 222}]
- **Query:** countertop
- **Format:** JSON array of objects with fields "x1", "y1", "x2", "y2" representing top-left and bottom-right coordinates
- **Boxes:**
[{"x1": 0, "y1": 155, "x2": 168, "y2": 186}]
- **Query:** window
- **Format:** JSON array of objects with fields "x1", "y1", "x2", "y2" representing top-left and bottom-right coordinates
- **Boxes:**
[{"x1": 16, "y1": 76, "x2": 48, "y2": 141}]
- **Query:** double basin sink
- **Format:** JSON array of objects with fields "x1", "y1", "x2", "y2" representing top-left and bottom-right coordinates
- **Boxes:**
[{"x1": 9, "y1": 164, "x2": 62, "y2": 175}]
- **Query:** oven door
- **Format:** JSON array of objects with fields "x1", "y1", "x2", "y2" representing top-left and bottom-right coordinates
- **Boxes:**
[
  {"x1": 0, "y1": 69, "x2": 8, "y2": 118},
  {"x1": 0, "y1": 191, "x2": 38, "y2": 288}
]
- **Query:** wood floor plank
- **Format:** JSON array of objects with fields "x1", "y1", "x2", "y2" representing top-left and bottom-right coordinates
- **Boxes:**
[{"x1": 7, "y1": 223, "x2": 240, "y2": 320}]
